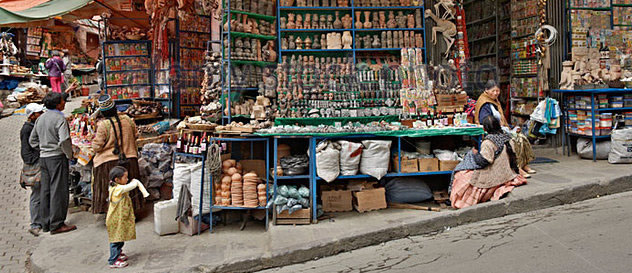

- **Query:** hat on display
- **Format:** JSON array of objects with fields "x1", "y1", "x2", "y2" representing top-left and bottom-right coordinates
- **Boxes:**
[
  {"x1": 25, "y1": 103, "x2": 45, "y2": 118},
  {"x1": 98, "y1": 94, "x2": 115, "y2": 111}
]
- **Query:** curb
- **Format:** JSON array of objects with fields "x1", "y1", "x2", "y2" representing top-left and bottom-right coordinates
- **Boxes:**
[{"x1": 191, "y1": 174, "x2": 632, "y2": 273}]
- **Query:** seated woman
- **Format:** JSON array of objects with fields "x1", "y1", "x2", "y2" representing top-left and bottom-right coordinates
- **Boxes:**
[
  {"x1": 474, "y1": 80, "x2": 536, "y2": 177},
  {"x1": 450, "y1": 116, "x2": 527, "y2": 209}
]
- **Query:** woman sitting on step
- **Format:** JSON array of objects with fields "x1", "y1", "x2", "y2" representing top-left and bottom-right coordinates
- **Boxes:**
[{"x1": 450, "y1": 116, "x2": 528, "y2": 209}]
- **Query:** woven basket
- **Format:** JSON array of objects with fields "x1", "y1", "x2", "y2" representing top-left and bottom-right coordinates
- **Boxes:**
[{"x1": 186, "y1": 123, "x2": 217, "y2": 131}]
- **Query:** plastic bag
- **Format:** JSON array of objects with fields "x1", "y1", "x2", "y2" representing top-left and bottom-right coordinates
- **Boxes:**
[
  {"x1": 433, "y1": 149, "x2": 459, "y2": 161},
  {"x1": 274, "y1": 195, "x2": 288, "y2": 205},
  {"x1": 278, "y1": 185, "x2": 289, "y2": 197},
  {"x1": 577, "y1": 138, "x2": 611, "y2": 160},
  {"x1": 609, "y1": 128, "x2": 632, "y2": 163},
  {"x1": 360, "y1": 140, "x2": 392, "y2": 180},
  {"x1": 384, "y1": 177, "x2": 433, "y2": 203},
  {"x1": 298, "y1": 197, "x2": 309, "y2": 208},
  {"x1": 316, "y1": 141, "x2": 340, "y2": 182},
  {"x1": 337, "y1": 140, "x2": 363, "y2": 175},
  {"x1": 298, "y1": 186, "x2": 310, "y2": 198},
  {"x1": 288, "y1": 204, "x2": 303, "y2": 215},
  {"x1": 287, "y1": 198, "x2": 298, "y2": 207},
  {"x1": 288, "y1": 186, "x2": 300, "y2": 199}
]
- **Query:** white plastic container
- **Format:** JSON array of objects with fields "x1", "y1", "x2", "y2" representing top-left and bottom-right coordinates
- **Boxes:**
[{"x1": 154, "y1": 200, "x2": 179, "y2": 235}]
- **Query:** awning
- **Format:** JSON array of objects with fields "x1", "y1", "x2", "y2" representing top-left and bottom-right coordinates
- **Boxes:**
[
  {"x1": 0, "y1": 0, "x2": 49, "y2": 12},
  {"x1": 0, "y1": 0, "x2": 94, "y2": 26}
]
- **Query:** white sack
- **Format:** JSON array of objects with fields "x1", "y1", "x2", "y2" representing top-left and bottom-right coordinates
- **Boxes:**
[
  {"x1": 360, "y1": 140, "x2": 392, "y2": 180},
  {"x1": 609, "y1": 128, "x2": 632, "y2": 163},
  {"x1": 337, "y1": 140, "x2": 363, "y2": 176},
  {"x1": 172, "y1": 163, "x2": 191, "y2": 202},
  {"x1": 316, "y1": 141, "x2": 340, "y2": 182},
  {"x1": 190, "y1": 161, "x2": 211, "y2": 216}
]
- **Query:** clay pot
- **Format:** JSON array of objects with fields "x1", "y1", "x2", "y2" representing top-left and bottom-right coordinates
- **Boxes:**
[
  {"x1": 333, "y1": 11, "x2": 343, "y2": 29},
  {"x1": 355, "y1": 11, "x2": 363, "y2": 29},
  {"x1": 363, "y1": 11, "x2": 372, "y2": 28}
]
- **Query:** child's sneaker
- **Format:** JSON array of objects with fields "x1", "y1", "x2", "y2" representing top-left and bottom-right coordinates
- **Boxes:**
[
  {"x1": 110, "y1": 260, "x2": 128, "y2": 268},
  {"x1": 119, "y1": 253, "x2": 128, "y2": 261}
]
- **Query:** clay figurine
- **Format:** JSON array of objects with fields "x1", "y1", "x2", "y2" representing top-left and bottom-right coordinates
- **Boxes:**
[
  {"x1": 387, "y1": 11, "x2": 397, "y2": 28},
  {"x1": 407, "y1": 14, "x2": 415, "y2": 29},
  {"x1": 342, "y1": 14, "x2": 353, "y2": 29},
  {"x1": 379, "y1": 11, "x2": 386, "y2": 29},
  {"x1": 396, "y1": 11, "x2": 406, "y2": 28},
  {"x1": 415, "y1": 10, "x2": 423, "y2": 28},
  {"x1": 327, "y1": 15, "x2": 334, "y2": 29},
  {"x1": 559, "y1": 61, "x2": 574, "y2": 90},
  {"x1": 342, "y1": 31, "x2": 352, "y2": 49},
  {"x1": 305, "y1": 13, "x2": 312, "y2": 29},
  {"x1": 304, "y1": 37, "x2": 312, "y2": 49},
  {"x1": 296, "y1": 14, "x2": 303, "y2": 29},
  {"x1": 312, "y1": 14, "x2": 319, "y2": 29},
  {"x1": 372, "y1": 35, "x2": 381, "y2": 48},
  {"x1": 288, "y1": 35, "x2": 296, "y2": 49},
  {"x1": 319, "y1": 15, "x2": 327, "y2": 29},
  {"x1": 287, "y1": 14, "x2": 296, "y2": 29}
]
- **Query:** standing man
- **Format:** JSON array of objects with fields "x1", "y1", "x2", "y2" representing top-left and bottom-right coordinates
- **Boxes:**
[
  {"x1": 30, "y1": 92, "x2": 77, "y2": 234},
  {"x1": 45, "y1": 50, "x2": 66, "y2": 93},
  {"x1": 20, "y1": 103, "x2": 45, "y2": 236}
]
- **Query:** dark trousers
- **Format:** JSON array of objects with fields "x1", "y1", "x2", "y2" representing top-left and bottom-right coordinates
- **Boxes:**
[
  {"x1": 108, "y1": 242, "x2": 124, "y2": 265},
  {"x1": 39, "y1": 155, "x2": 69, "y2": 231}
]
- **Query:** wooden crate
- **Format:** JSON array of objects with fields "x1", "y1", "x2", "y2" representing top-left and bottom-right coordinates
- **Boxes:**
[{"x1": 275, "y1": 207, "x2": 311, "y2": 225}]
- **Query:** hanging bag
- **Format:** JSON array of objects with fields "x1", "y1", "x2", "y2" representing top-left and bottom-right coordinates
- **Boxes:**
[{"x1": 19, "y1": 163, "x2": 40, "y2": 187}]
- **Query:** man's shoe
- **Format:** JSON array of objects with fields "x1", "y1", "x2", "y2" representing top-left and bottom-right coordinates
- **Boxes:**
[
  {"x1": 50, "y1": 224, "x2": 77, "y2": 235},
  {"x1": 28, "y1": 228, "x2": 41, "y2": 237}
]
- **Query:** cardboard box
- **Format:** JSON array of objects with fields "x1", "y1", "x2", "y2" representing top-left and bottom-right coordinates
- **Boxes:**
[
  {"x1": 353, "y1": 188, "x2": 387, "y2": 213},
  {"x1": 392, "y1": 157, "x2": 418, "y2": 173},
  {"x1": 239, "y1": 159, "x2": 266, "y2": 178},
  {"x1": 439, "y1": 160, "x2": 460, "y2": 171},
  {"x1": 321, "y1": 190, "x2": 353, "y2": 212},
  {"x1": 418, "y1": 158, "x2": 439, "y2": 172},
  {"x1": 179, "y1": 216, "x2": 209, "y2": 236}
]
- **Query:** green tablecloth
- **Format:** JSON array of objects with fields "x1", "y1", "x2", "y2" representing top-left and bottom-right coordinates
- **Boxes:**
[
  {"x1": 274, "y1": 116, "x2": 400, "y2": 126},
  {"x1": 255, "y1": 126, "x2": 484, "y2": 138}
]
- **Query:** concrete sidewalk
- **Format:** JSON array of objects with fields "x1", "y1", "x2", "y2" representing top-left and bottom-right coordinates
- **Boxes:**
[{"x1": 29, "y1": 150, "x2": 632, "y2": 273}]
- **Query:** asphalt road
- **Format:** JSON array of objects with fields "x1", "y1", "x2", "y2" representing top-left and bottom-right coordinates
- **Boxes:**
[{"x1": 260, "y1": 191, "x2": 632, "y2": 273}]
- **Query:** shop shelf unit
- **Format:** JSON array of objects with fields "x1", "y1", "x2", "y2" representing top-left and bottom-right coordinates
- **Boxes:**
[
  {"x1": 175, "y1": 14, "x2": 214, "y2": 118},
  {"x1": 208, "y1": 137, "x2": 271, "y2": 233},
  {"x1": 553, "y1": 88, "x2": 632, "y2": 161},
  {"x1": 271, "y1": 136, "x2": 315, "y2": 224},
  {"x1": 305, "y1": 133, "x2": 483, "y2": 222},
  {"x1": 277, "y1": 2, "x2": 427, "y2": 65},
  {"x1": 221, "y1": 0, "x2": 279, "y2": 124},
  {"x1": 508, "y1": 0, "x2": 543, "y2": 125},
  {"x1": 100, "y1": 17, "x2": 175, "y2": 118},
  {"x1": 101, "y1": 38, "x2": 154, "y2": 101}
]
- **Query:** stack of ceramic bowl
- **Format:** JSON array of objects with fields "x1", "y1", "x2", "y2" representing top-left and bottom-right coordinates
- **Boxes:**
[{"x1": 243, "y1": 172, "x2": 260, "y2": 207}]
